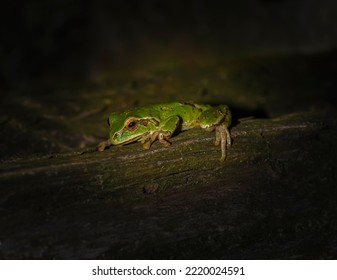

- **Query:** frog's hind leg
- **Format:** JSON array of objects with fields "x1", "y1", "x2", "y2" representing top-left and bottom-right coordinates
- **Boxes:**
[
  {"x1": 215, "y1": 124, "x2": 231, "y2": 161},
  {"x1": 200, "y1": 104, "x2": 232, "y2": 161}
]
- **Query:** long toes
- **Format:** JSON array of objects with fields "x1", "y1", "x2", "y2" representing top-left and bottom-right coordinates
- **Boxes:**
[
  {"x1": 225, "y1": 127, "x2": 232, "y2": 147},
  {"x1": 161, "y1": 140, "x2": 171, "y2": 147},
  {"x1": 159, "y1": 133, "x2": 172, "y2": 147}
]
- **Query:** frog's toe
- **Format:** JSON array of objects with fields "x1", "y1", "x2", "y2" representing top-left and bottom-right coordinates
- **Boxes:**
[
  {"x1": 225, "y1": 127, "x2": 232, "y2": 147},
  {"x1": 215, "y1": 124, "x2": 231, "y2": 161},
  {"x1": 97, "y1": 140, "x2": 111, "y2": 151},
  {"x1": 142, "y1": 142, "x2": 151, "y2": 149},
  {"x1": 158, "y1": 132, "x2": 172, "y2": 147},
  {"x1": 215, "y1": 127, "x2": 221, "y2": 146}
]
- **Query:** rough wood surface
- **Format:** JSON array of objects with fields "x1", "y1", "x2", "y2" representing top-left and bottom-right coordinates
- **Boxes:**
[{"x1": 1, "y1": 110, "x2": 336, "y2": 259}]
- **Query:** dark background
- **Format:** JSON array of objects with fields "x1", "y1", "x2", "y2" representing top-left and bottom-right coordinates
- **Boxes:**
[{"x1": 2, "y1": 0, "x2": 337, "y2": 89}]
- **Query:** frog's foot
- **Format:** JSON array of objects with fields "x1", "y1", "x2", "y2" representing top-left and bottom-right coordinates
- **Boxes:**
[
  {"x1": 141, "y1": 132, "x2": 157, "y2": 149},
  {"x1": 141, "y1": 139, "x2": 152, "y2": 150},
  {"x1": 215, "y1": 124, "x2": 231, "y2": 161},
  {"x1": 97, "y1": 139, "x2": 111, "y2": 151},
  {"x1": 158, "y1": 132, "x2": 172, "y2": 147},
  {"x1": 141, "y1": 131, "x2": 171, "y2": 149}
]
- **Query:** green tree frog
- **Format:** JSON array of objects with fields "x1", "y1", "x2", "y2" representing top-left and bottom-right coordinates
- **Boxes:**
[{"x1": 98, "y1": 102, "x2": 232, "y2": 161}]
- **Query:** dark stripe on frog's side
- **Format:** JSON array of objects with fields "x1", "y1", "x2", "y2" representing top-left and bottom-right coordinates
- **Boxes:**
[{"x1": 179, "y1": 101, "x2": 196, "y2": 107}]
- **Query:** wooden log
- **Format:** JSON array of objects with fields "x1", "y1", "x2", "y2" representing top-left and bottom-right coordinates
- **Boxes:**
[{"x1": 0, "y1": 110, "x2": 336, "y2": 259}]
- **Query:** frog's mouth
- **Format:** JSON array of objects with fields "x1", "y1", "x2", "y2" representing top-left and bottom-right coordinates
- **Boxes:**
[{"x1": 111, "y1": 134, "x2": 143, "y2": 146}]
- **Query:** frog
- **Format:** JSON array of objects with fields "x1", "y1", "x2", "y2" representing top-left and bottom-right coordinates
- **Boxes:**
[{"x1": 98, "y1": 102, "x2": 232, "y2": 161}]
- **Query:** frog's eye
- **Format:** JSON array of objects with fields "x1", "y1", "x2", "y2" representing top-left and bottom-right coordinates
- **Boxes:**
[{"x1": 125, "y1": 118, "x2": 138, "y2": 131}]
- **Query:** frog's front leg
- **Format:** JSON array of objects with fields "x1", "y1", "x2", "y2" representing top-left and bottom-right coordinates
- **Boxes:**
[
  {"x1": 140, "y1": 131, "x2": 159, "y2": 149},
  {"x1": 199, "y1": 105, "x2": 232, "y2": 161},
  {"x1": 97, "y1": 139, "x2": 111, "y2": 151},
  {"x1": 140, "y1": 116, "x2": 180, "y2": 149},
  {"x1": 157, "y1": 115, "x2": 181, "y2": 146}
]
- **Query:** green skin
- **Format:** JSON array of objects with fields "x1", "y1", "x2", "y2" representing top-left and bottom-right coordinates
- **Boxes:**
[{"x1": 98, "y1": 102, "x2": 232, "y2": 161}]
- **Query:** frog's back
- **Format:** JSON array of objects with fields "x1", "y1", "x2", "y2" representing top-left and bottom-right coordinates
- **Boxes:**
[
  {"x1": 149, "y1": 102, "x2": 211, "y2": 129},
  {"x1": 123, "y1": 102, "x2": 210, "y2": 129},
  {"x1": 144, "y1": 102, "x2": 184, "y2": 116}
]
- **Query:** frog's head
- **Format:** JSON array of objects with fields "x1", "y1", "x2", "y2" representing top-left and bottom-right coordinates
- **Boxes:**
[{"x1": 108, "y1": 112, "x2": 157, "y2": 145}]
